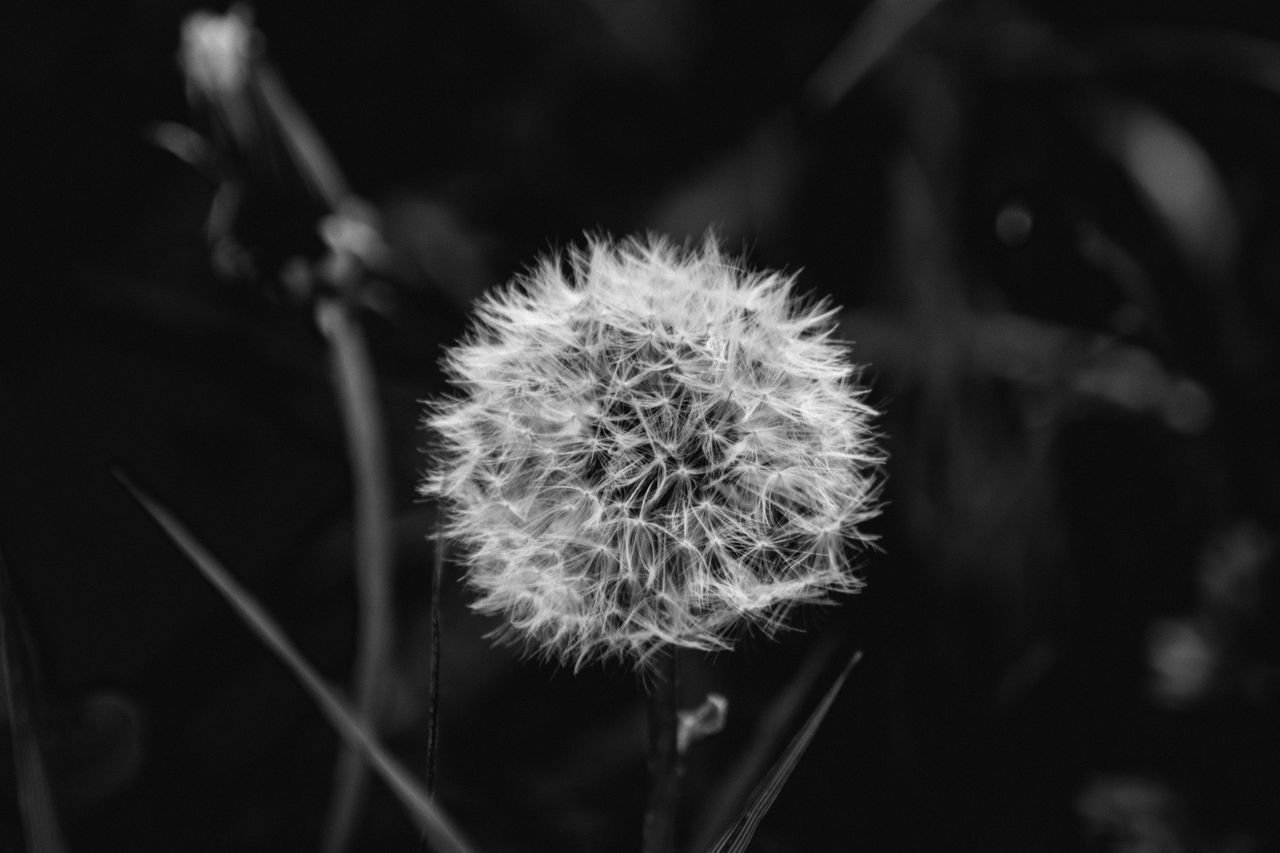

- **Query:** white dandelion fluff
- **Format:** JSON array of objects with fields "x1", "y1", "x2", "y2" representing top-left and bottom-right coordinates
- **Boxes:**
[{"x1": 422, "y1": 235, "x2": 882, "y2": 670}]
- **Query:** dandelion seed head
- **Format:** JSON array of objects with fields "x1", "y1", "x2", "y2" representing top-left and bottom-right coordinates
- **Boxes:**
[{"x1": 423, "y1": 235, "x2": 882, "y2": 670}]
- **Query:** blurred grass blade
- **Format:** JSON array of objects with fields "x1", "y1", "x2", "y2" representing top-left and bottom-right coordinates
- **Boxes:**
[
  {"x1": 1076, "y1": 96, "x2": 1238, "y2": 285},
  {"x1": 113, "y1": 471, "x2": 476, "y2": 853},
  {"x1": 0, "y1": 549, "x2": 69, "y2": 853},
  {"x1": 804, "y1": 0, "x2": 945, "y2": 110},
  {"x1": 702, "y1": 649, "x2": 864, "y2": 853}
]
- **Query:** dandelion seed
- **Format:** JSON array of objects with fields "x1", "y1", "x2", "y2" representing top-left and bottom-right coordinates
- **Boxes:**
[{"x1": 422, "y1": 235, "x2": 882, "y2": 670}]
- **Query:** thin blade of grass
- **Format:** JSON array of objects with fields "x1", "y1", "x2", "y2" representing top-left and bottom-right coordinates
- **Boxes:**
[
  {"x1": 0, "y1": 549, "x2": 69, "y2": 853},
  {"x1": 701, "y1": 648, "x2": 864, "y2": 853},
  {"x1": 113, "y1": 470, "x2": 475, "y2": 853},
  {"x1": 688, "y1": 630, "x2": 841, "y2": 852}
]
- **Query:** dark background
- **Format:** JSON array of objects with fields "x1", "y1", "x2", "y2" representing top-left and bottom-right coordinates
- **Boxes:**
[{"x1": 4, "y1": 1, "x2": 1280, "y2": 850}]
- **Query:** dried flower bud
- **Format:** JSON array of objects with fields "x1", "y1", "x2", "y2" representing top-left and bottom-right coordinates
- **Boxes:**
[
  {"x1": 180, "y1": 8, "x2": 254, "y2": 100},
  {"x1": 423, "y1": 236, "x2": 882, "y2": 670}
]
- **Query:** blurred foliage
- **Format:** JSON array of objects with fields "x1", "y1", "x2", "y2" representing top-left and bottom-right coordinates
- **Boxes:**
[{"x1": 4, "y1": 0, "x2": 1280, "y2": 851}]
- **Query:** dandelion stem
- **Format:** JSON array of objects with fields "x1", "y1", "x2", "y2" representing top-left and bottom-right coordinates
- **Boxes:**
[{"x1": 642, "y1": 645, "x2": 681, "y2": 853}]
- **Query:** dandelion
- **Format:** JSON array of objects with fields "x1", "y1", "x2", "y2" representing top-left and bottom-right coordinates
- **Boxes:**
[{"x1": 422, "y1": 235, "x2": 881, "y2": 671}]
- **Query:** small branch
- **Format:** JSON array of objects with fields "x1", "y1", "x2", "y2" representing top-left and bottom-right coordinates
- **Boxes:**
[{"x1": 642, "y1": 646, "x2": 681, "y2": 853}]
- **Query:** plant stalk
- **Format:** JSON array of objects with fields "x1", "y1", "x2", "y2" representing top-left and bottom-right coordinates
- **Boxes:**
[
  {"x1": 318, "y1": 298, "x2": 395, "y2": 853},
  {"x1": 642, "y1": 646, "x2": 681, "y2": 853}
]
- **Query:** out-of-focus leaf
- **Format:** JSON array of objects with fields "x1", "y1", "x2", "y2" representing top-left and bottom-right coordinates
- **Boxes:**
[
  {"x1": 1198, "y1": 522, "x2": 1272, "y2": 618},
  {"x1": 1075, "y1": 774, "x2": 1190, "y2": 852},
  {"x1": 1147, "y1": 618, "x2": 1216, "y2": 708},
  {"x1": 1148, "y1": 521, "x2": 1276, "y2": 710},
  {"x1": 147, "y1": 121, "x2": 218, "y2": 176},
  {"x1": 1075, "y1": 96, "x2": 1239, "y2": 285},
  {"x1": 53, "y1": 692, "x2": 144, "y2": 808},
  {"x1": 699, "y1": 648, "x2": 863, "y2": 853},
  {"x1": 114, "y1": 471, "x2": 476, "y2": 853},
  {"x1": 1068, "y1": 340, "x2": 1213, "y2": 434},
  {"x1": 0, "y1": 550, "x2": 68, "y2": 853}
]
